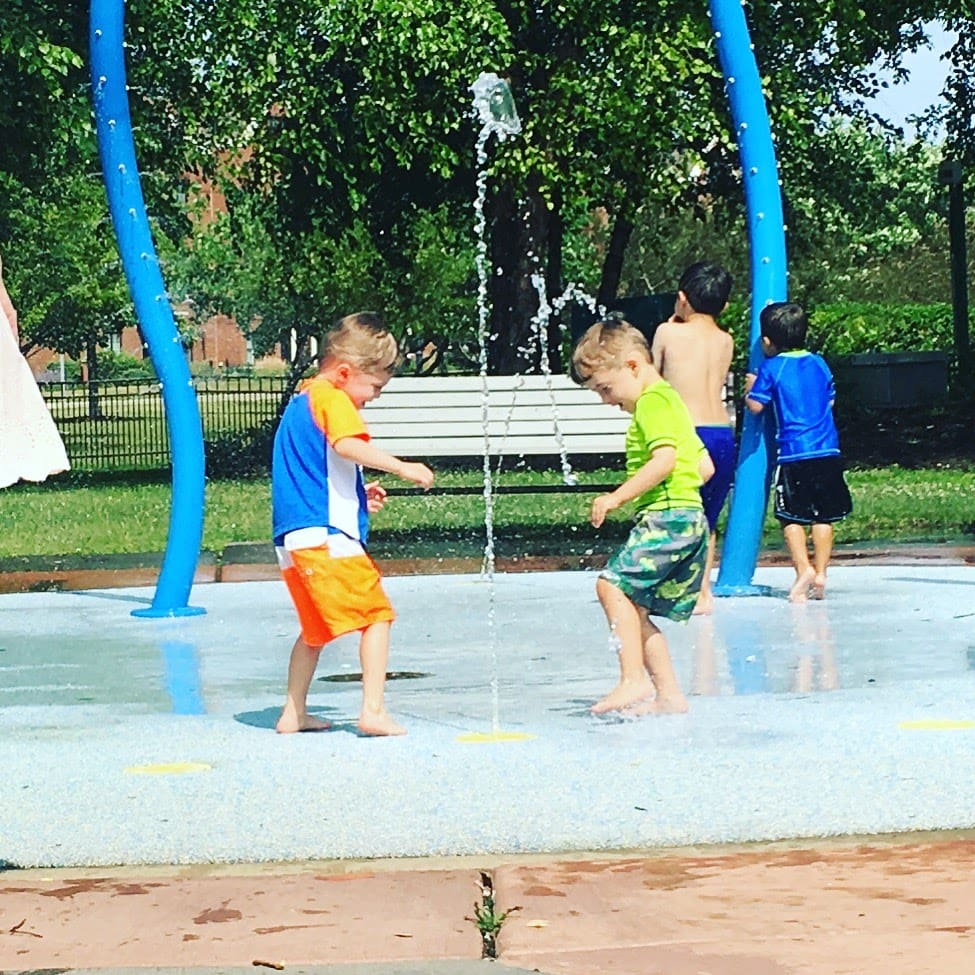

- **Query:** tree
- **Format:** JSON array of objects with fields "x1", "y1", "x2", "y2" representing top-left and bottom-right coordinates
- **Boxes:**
[
  {"x1": 7, "y1": 0, "x2": 956, "y2": 384},
  {"x1": 0, "y1": 2, "x2": 88, "y2": 185},
  {"x1": 0, "y1": 1, "x2": 139, "y2": 378}
]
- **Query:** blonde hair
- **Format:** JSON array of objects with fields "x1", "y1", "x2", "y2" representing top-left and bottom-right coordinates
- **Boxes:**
[
  {"x1": 319, "y1": 311, "x2": 401, "y2": 377},
  {"x1": 571, "y1": 318, "x2": 650, "y2": 383}
]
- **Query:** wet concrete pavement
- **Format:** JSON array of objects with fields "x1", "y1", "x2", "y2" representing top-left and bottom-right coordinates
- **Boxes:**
[{"x1": 2, "y1": 547, "x2": 975, "y2": 973}]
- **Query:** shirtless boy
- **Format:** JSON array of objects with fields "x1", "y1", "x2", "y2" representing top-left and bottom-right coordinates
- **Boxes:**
[{"x1": 651, "y1": 261, "x2": 735, "y2": 615}]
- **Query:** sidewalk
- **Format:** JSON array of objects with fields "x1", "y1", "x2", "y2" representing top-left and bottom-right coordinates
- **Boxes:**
[
  {"x1": 5, "y1": 837, "x2": 975, "y2": 973},
  {"x1": 2, "y1": 550, "x2": 975, "y2": 974}
]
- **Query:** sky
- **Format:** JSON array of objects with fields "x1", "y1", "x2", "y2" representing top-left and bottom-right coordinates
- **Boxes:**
[{"x1": 863, "y1": 23, "x2": 954, "y2": 138}]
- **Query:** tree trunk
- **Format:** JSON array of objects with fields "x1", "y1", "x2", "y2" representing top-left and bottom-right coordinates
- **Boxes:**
[
  {"x1": 596, "y1": 211, "x2": 634, "y2": 307},
  {"x1": 487, "y1": 176, "x2": 556, "y2": 375},
  {"x1": 273, "y1": 328, "x2": 314, "y2": 429},
  {"x1": 86, "y1": 341, "x2": 103, "y2": 420},
  {"x1": 545, "y1": 185, "x2": 565, "y2": 373}
]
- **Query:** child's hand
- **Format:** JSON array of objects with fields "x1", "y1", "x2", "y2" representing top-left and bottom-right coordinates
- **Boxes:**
[
  {"x1": 699, "y1": 452, "x2": 715, "y2": 483},
  {"x1": 401, "y1": 461, "x2": 434, "y2": 490},
  {"x1": 744, "y1": 372, "x2": 757, "y2": 393},
  {"x1": 590, "y1": 493, "x2": 619, "y2": 528},
  {"x1": 365, "y1": 481, "x2": 387, "y2": 514}
]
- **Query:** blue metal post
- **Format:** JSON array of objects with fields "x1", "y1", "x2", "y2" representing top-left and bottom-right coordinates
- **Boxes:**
[
  {"x1": 90, "y1": 1, "x2": 205, "y2": 617},
  {"x1": 709, "y1": 0, "x2": 788, "y2": 594}
]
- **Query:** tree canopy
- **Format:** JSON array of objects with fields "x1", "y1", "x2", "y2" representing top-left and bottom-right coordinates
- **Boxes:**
[{"x1": 1, "y1": 2, "x2": 972, "y2": 374}]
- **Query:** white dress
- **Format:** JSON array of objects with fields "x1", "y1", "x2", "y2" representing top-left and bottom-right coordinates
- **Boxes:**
[{"x1": 0, "y1": 304, "x2": 70, "y2": 488}]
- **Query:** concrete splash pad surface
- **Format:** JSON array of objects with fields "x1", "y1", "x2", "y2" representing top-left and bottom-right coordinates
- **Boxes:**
[{"x1": 1, "y1": 565, "x2": 974, "y2": 868}]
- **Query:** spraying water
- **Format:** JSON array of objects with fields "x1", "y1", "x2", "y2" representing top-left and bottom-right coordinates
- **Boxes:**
[
  {"x1": 471, "y1": 71, "x2": 522, "y2": 140},
  {"x1": 467, "y1": 72, "x2": 603, "y2": 736},
  {"x1": 471, "y1": 72, "x2": 520, "y2": 732},
  {"x1": 472, "y1": 72, "x2": 521, "y2": 583}
]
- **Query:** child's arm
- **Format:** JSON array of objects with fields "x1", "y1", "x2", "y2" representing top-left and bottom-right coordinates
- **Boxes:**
[
  {"x1": 743, "y1": 372, "x2": 764, "y2": 414},
  {"x1": 333, "y1": 436, "x2": 434, "y2": 489},
  {"x1": 699, "y1": 450, "x2": 715, "y2": 483},
  {"x1": 365, "y1": 481, "x2": 387, "y2": 513},
  {"x1": 590, "y1": 446, "x2": 676, "y2": 528},
  {"x1": 650, "y1": 326, "x2": 668, "y2": 374}
]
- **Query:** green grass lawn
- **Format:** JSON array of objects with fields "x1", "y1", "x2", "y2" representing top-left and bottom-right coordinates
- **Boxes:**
[{"x1": 2, "y1": 464, "x2": 972, "y2": 561}]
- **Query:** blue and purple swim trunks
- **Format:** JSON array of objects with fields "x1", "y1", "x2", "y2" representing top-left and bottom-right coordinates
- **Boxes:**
[{"x1": 697, "y1": 425, "x2": 736, "y2": 530}]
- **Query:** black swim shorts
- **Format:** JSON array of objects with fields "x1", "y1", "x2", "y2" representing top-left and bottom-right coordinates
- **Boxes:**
[{"x1": 773, "y1": 456, "x2": 853, "y2": 525}]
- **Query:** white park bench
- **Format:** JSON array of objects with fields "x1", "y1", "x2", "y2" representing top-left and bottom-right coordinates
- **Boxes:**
[{"x1": 365, "y1": 373, "x2": 629, "y2": 459}]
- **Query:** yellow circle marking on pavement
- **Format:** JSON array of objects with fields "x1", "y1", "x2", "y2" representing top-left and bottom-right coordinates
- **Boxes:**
[
  {"x1": 456, "y1": 731, "x2": 536, "y2": 743},
  {"x1": 124, "y1": 761, "x2": 212, "y2": 775},
  {"x1": 898, "y1": 719, "x2": 975, "y2": 731}
]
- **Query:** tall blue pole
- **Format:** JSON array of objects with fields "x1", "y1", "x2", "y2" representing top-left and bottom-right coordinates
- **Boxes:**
[
  {"x1": 709, "y1": 0, "x2": 788, "y2": 594},
  {"x1": 90, "y1": 1, "x2": 206, "y2": 617}
]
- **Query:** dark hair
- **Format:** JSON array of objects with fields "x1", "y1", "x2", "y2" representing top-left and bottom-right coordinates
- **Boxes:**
[
  {"x1": 677, "y1": 261, "x2": 733, "y2": 317},
  {"x1": 759, "y1": 301, "x2": 808, "y2": 351}
]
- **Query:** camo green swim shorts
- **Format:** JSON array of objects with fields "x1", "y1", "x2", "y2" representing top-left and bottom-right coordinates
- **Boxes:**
[{"x1": 600, "y1": 507, "x2": 708, "y2": 622}]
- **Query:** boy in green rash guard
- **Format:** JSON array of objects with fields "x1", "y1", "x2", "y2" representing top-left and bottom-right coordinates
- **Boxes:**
[{"x1": 572, "y1": 318, "x2": 714, "y2": 716}]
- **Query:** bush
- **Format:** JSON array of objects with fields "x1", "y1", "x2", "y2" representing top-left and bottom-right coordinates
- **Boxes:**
[
  {"x1": 189, "y1": 360, "x2": 222, "y2": 378},
  {"x1": 55, "y1": 358, "x2": 83, "y2": 382},
  {"x1": 250, "y1": 359, "x2": 289, "y2": 378},
  {"x1": 809, "y1": 302, "x2": 954, "y2": 356},
  {"x1": 204, "y1": 422, "x2": 275, "y2": 479},
  {"x1": 95, "y1": 349, "x2": 156, "y2": 380},
  {"x1": 722, "y1": 300, "x2": 955, "y2": 383}
]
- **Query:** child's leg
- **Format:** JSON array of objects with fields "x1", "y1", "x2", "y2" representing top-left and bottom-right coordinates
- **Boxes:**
[
  {"x1": 693, "y1": 533, "x2": 717, "y2": 616},
  {"x1": 277, "y1": 636, "x2": 330, "y2": 733},
  {"x1": 591, "y1": 577, "x2": 654, "y2": 713},
  {"x1": 638, "y1": 615, "x2": 688, "y2": 713},
  {"x1": 357, "y1": 620, "x2": 405, "y2": 736},
  {"x1": 782, "y1": 522, "x2": 814, "y2": 602},
  {"x1": 810, "y1": 522, "x2": 833, "y2": 599}
]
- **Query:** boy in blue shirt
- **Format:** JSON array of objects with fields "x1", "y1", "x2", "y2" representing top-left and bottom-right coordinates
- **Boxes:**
[
  {"x1": 272, "y1": 312, "x2": 434, "y2": 736},
  {"x1": 745, "y1": 302, "x2": 852, "y2": 602}
]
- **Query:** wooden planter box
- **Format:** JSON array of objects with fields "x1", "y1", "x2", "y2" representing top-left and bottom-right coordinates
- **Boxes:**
[{"x1": 830, "y1": 352, "x2": 949, "y2": 407}]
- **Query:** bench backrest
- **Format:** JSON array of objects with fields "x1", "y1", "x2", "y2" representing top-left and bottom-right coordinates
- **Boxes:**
[{"x1": 365, "y1": 374, "x2": 629, "y2": 457}]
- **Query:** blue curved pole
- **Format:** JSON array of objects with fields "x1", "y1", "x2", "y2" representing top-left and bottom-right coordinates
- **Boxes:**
[
  {"x1": 709, "y1": 0, "x2": 788, "y2": 594},
  {"x1": 90, "y1": 0, "x2": 206, "y2": 618}
]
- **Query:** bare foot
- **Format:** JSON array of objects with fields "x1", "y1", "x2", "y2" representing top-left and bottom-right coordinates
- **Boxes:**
[
  {"x1": 692, "y1": 590, "x2": 714, "y2": 616},
  {"x1": 590, "y1": 676, "x2": 655, "y2": 714},
  {"x1": 276, "y1": 712, "x2": 332, "y2": 734},
  {"x1": 788, "y1": 567, "x2": 815, "y2": 603},
  {"x1": 358, "y1": 709, "x2": 407, "y2": 737},
  {"x1": 623, "y1": 694, "x2": 689, "y2": 716},
  {"x1": 810, "y1": 574, "x2": 826, "y2": 600}
]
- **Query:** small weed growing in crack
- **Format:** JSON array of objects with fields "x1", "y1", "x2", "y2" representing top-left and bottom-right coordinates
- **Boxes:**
[{"x1": 467, "y1": 871, "x2": 519, "y2": 959}]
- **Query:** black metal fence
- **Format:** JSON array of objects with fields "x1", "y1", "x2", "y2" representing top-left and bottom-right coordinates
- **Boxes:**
[{"x1": 41, "y1": 377, "x2": 289, "y2": 471}]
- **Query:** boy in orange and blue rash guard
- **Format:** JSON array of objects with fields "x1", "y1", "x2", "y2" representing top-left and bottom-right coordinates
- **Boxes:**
[{"x1": 272, "y1": 312, "x2": 434, "y2": 736}]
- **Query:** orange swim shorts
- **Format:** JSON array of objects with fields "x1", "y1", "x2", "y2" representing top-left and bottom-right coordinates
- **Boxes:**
[{"x1": 278, "y1": 542, "x2": 395, "y2": 647}]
